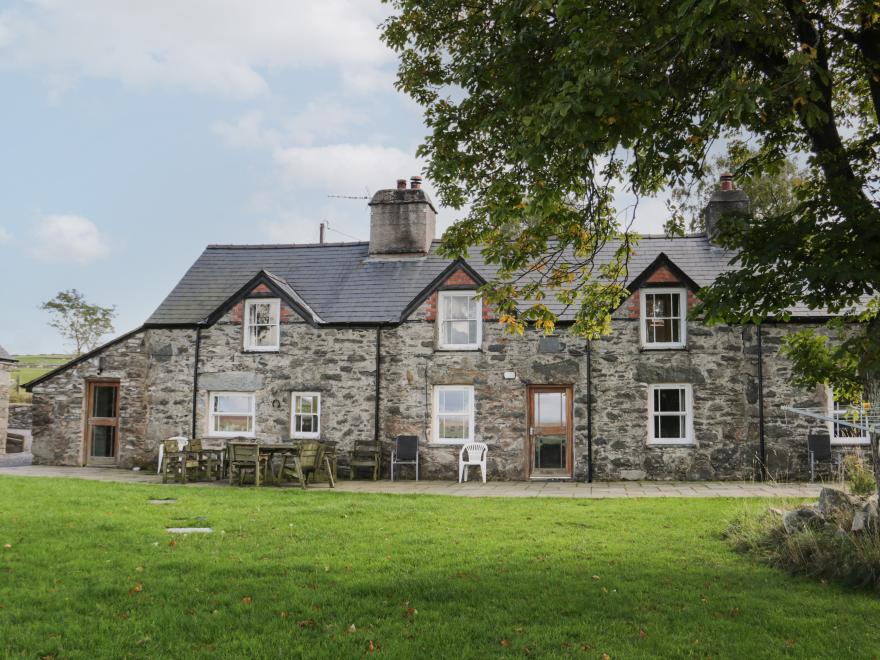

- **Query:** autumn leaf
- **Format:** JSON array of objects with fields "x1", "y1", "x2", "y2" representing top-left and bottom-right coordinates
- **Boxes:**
[
  {"x1": 168, "y1": 540, "x2": 177, "y2": 548},
  {"x1": 601, "y1": 654, "x2": 611, "y2": 660},
  {"x1": 348, "y1": 624, "x2": 357, "y2": 633},
  {"x1": 639, "y1": 629, "x2": 647, "y2": 639},
  {"x1": 242, "y1": 596, "x2": 253, "y2": 605},
  {"x1": 297, "y1": 619, "x2": 316, "y2": 629},
  {"x1": 129, "y1": 583, "x2": 143, "y2": 595},
  {"x1": 500, "y1": 639, "x2": 510, "y2": 647},
  {"x1": 730, "y1": 607, "x2": 740, "y2": 618},
  {"x1": 3, "y1": 544, "x2": 11, "y2": 549}
]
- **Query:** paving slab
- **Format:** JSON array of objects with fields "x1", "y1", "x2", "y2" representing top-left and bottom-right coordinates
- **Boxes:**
[{"x1": 0, "y1": 465, "x2": 830, "y2": 499}]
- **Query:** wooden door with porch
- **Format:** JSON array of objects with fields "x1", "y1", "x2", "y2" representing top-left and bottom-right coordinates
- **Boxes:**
[
  {"x1": 528, "y1": 386, "x2": 573, "y2": 478},
  {"x1": 84, "y1": 381, "x2": 120, "y2": 466}
]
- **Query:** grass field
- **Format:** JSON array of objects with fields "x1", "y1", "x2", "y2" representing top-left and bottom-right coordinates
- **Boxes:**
[
  {"x1": 8, "y1": 354, "x2": 70, "y2": 402},
  {"x1": 1, "y1": 477, "x2": 878, "y2": 658}
]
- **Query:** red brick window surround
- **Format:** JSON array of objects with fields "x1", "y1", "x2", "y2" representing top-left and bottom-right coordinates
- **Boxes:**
[{"x1": 425, "y1": 269, "x2": 491, "y2": 322}]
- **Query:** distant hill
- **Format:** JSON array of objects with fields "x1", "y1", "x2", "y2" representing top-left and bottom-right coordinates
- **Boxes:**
[{"x1": 9, "y1": 355, "x2": 72, "y2": 403}]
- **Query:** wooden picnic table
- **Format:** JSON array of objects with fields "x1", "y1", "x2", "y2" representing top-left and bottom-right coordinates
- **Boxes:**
[{"x1": 258, "y1": 444, "x2": 297, "y2": 485}]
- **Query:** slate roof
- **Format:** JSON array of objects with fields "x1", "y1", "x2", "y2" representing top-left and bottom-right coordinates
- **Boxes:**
[
  {"x1": 146, "y1": 234, "x2": 756, "y2": 326},
  {"x1": 0, "y1": 345, "x2": 15, "y2": 363}
]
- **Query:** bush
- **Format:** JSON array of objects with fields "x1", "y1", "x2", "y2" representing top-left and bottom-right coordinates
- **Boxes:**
[
  {"x1": 725, "y1": 506, "x2": 880, "y2": 592},
  {"x1": 844, "y1": 451, "x2": 877, "y2": 497}
]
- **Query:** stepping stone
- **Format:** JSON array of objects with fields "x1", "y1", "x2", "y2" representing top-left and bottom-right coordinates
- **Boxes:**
[
  {"x1": 166, "y1": 527, "x2": 213, "y2": 534},
  {"x1": 148, "y1": 499, "x2": 176, "y2": 505}
]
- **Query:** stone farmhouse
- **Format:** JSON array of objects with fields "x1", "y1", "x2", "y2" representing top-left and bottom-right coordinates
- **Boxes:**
[{"x1": 26, "y1": 177, "x2": 864, "y2": 481}]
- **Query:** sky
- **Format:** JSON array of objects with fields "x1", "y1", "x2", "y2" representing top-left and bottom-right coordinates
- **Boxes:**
[{"x1": 0, "y1": 0, "x2": 668, "y2": 355}]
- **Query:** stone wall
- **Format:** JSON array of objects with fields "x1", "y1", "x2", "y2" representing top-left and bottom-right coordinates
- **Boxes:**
[
  {"x1": 8, "y1": 403, "x2": 32, "y2": 429},
  {"x1": 28, "y1": 280, "x2": 841, "y2": 480},
  {"x1": 0, "y1": 363, "x2": 10, "y2": 453},
  {"x1": 194, "y1": 300, "x2": 377, "y2": 449}
]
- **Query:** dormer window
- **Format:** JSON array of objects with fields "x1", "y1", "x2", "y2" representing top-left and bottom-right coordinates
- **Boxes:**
[
  {"x1": 437, "y1": 290, "x2": 482, "y2": 350},
  {"x1": 640, "y1": 288, "x2": 687, "y2": 349},
  {"x1": 244, "y1": 299, "x2": 280, "y2": 351}
]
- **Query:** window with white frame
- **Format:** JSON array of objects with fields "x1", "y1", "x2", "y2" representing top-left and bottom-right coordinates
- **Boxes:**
[
  {"x1": 244, "y1": 298, "x2": 280, "y2": 351},
  {"x1": 291, "y1": 392, "x2": 321, "y2": 439},
  {"x1": 648, "y1": 384, "x2": 694, "y2": 445},
  {"x1": 433, "y1": 385, "x2": 475, "y2": 444},
  {"x1": 208, "y1": 392, "x2": 256, "y2": 437},
  {"x1": 827, "y1": 387, "x2": 869, "y2": 445},
  {"x1": 437, "y1": 291, "x2": 482, "y2": 350},
  {"x1": 640, "y1": 288, "x2": 687, "y2": 348}
]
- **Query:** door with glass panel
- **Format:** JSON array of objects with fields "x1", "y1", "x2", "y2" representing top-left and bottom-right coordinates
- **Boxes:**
[
  {"x1": 84, "y1": 381, "x2": 120, "y2": 465},
  {"x1": 528, "y1": 386, "x2": 573, "y2": 478}
]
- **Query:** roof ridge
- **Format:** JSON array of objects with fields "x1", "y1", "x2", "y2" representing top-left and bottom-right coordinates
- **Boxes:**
[{"x1": 206, "y1": 241, "x2": 369, "y2": 249}]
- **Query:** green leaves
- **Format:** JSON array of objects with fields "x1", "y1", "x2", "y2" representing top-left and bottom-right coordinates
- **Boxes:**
[
  {"x1": 40, "y1": 289, "x2": 116, "y2": 356},
  {"x1": 382, "y1": 0, "x2": 880, "y2": 381}
]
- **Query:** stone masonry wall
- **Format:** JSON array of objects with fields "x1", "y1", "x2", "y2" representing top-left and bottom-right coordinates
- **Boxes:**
[
  {"x1": 194, "y1": 296, "x2": 376, "y2": 449},
  {"x1": 30, "y1": 332, "x2": 151, "y2": 466},
  {"x1": 8, "y1": 403, "x2": 32, "y2": 430},
  {"x1": 29, "y1": 276, "x2": 841, "y2": 480},
  {"x1": 0, "y1": 363, "x2": 10, "y2": 453}
]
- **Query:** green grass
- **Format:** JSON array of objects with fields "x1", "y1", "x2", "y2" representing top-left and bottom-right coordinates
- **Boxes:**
[
  {"x1": 1, "y1": 478, "x2": 878, "y2": 659},
  {"x1": 11, "y1": 354, "x2": 70, "y2": 366},
  {"x1": 8, "y1": 355, "x2": 71, "y2": 402}
]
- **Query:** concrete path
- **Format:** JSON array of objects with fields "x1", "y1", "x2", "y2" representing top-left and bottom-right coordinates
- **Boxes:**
[{"x1": 0, "y1": 465, "x2": 827, "y2": 498}]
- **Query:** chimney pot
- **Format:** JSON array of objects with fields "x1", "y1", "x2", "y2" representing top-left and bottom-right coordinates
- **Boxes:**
[
  {"x1": 410, "y1": 176, "x2": 422, "y2": 190},
  {"x1": 396, "y1": 179, "x2": 407, "y2": 190},
  {"x1": 720, "y1": 172, "x2": 734, "y2": 191}
]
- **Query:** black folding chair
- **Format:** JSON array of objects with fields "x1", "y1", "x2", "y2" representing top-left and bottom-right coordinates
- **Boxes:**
[
  {"x1": 390, "y1": 435, "x2": 419, "y2": 481},
  {"x1": 807, "y1": 433, "x2": 832, "y2": 482}
]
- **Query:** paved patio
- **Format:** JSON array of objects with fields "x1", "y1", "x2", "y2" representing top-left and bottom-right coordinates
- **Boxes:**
[{"x1": 0, "y1": 465, "x2": 827, "y2": 498}]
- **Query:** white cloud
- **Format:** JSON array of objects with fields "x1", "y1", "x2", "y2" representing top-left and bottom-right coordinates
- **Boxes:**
[
  {"x1": 212, "y1": 111, "x2": 279, "y2": 149},
  {"x1": 274, "y1": 143, "x2": 423, "y2": 194},
  {"x1": 31, "y1": 214, "x2": 111, "y2": 265},
  {"x1": 0, "y1": 227, "x2": 11, "y2": 242},
  {"x1": 260, "y1": 211, "x2": 320, "y2": 243},
  {"x1": 0, "y1": 1, "x2": 395, "y2": 99}
]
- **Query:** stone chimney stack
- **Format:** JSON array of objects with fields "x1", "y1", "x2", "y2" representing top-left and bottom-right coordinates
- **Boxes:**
[
  {"x1": 704, "y1": 173, "x2": 750, "y2": 246},
  {"x1": 368, "y1": 177, "x2": 437, "y2": 256}
]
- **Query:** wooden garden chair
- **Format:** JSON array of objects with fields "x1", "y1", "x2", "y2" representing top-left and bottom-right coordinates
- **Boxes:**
[
  {"x1": 347, "y1": 440, "x2": 381, "y2": 480},
  {"x1": 161, "y1": 438, "x2": 200, "y2": 484},
  {"x1": 227, "y1": 441, "x2": 267, "y2": 487}
]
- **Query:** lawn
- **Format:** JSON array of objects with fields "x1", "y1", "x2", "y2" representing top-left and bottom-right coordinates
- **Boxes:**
[{"x1": 0, "y1": 478, "x2": 878, "y2": 659}]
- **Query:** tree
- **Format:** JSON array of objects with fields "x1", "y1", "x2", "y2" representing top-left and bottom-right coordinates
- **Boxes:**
[
  {"x1": 383, "y1": 0, "x2": 880, "y2": 483},
  {"x1": 670, "y1": 140, "x2": 804, "y2": 233},
  {"x1": 41, "y1": 290, "x2": 116, "y2": 356}
]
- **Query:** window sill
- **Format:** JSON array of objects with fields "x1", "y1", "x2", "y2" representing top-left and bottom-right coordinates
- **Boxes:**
[
  {"x1": 831, "y1": 439, "x2": 870, "y2": 446},
  {"x1": 426, "y1": 442, "x2": 471, "y2": 448},
  {"x1": 647, "y1": 441, "x2": 695, "y2": 448},
  {"x1": 242, "y1": 349, "x2": 280, "y2": 354},
  {"x1": 435, "y1": 346, "x2": 481, "y2": 352},
  {"x1": 640, "y1": 346, "x2": 688, "y2": 352}
]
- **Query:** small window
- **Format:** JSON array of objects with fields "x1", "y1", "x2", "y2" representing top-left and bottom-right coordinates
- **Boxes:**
[
  {"x1": 640, "y1": 288, "x2": 687, "y2": 349},
  {"x1": 244, "y1": 299, "x2": 280, "y2": 351},
  {"x1": 291, "y1": 392, "x2": 321, "y2": 439},
  {"x1": 208, "y1": 392, "x2": 256, "y2": 437},
  {"x1": 648, "y1": 384, "x2": 693, "y2": 445},
  {"x1": 433, "y1": 385, "x2": 475, "y2": 444},
  {"x1": 437, "y1": 291, "x2": 482, "y2": 350},
  {"x1": 827, "y1": 388, "x2": 869, "y2": 445}
]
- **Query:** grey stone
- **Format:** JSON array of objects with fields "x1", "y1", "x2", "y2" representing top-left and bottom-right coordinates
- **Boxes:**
[
  {"x1": 817, "y1": 488, "x2": 855, "y2": 518},
  {"x1": 851, "y1": 511, "x2": 869, "y2": 533},
  {"x1": 619, "y1": 469, "x2": 646, "y2": 481},
  {"x1": 199, "y1": 371, "x2": 263, "y2": 391},
  {"x1": 166, "y1": 527, "x2": 213, "y2": 534},
  {"x1": 538, "y1": 336, "x2": 562, "y2": 354},
  {"x1": 783, "y1": 508, "x2": 822, "y2": 534}
]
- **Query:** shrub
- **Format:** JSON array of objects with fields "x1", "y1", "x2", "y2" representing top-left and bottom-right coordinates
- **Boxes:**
[
  {"x1": 725, "y1": 506, "x2": 880, "y2": 592},
  {"x1": 844, "y1": 451, "x2": 877, "y2": 497}
]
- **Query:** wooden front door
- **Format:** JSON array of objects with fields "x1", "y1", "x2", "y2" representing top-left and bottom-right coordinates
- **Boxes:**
[
  {"x1": 84, "y1": 381, "x2": 120, "y2": 466},
  {"x1": 528, "y1": 386, "x2": 573, "y2": 478}
]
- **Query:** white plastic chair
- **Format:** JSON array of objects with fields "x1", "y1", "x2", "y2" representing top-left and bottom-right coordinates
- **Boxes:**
[
  {"x1": 157, "y1": 436, "x2": 189, "y2": 474},
  {"x1": 458, "y1": 442, "x2": 488, "y2": 483}
]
